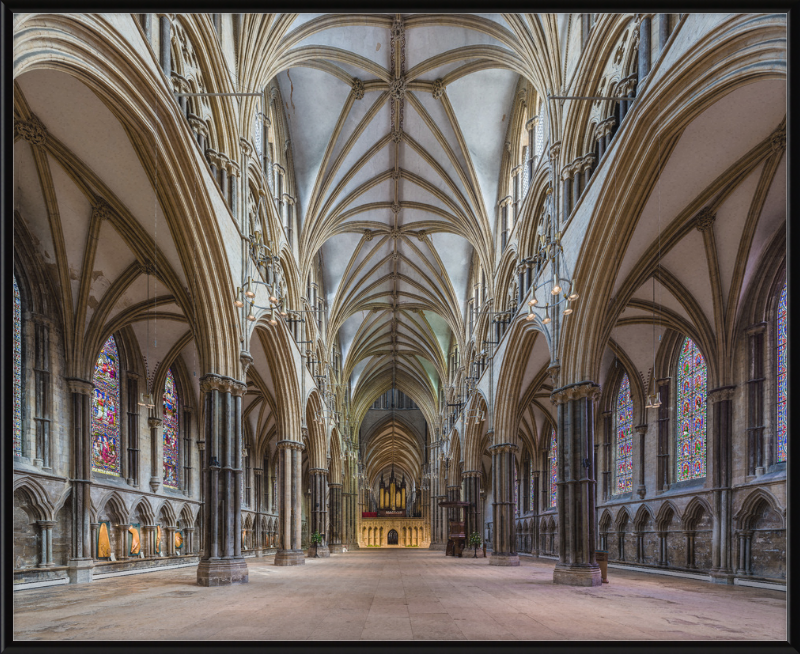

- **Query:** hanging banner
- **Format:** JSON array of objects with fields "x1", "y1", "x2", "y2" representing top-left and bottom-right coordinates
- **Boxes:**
[
  {"x1": 128, "y1": 523, "x2": 141, "y2": 557},
  {"x1": 97, "y1": 521, "x2": 111, "y2": 559}
]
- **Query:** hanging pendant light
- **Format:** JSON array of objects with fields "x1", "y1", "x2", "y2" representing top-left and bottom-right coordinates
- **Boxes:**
[
  {"x1": 568, "y1": 281, "x2": 579, "y2": 301},
  {"x1": 234, "y1": 287, "x2": 245, "y2": 308},
  {"x1": 563, "y1": 303, "x2": 573, "y2": 316},
  {"x1": 269, "y1": 307, "x2": 278, "y2": 326},
  {"x1": 244, "y1": 276, "x2": 255, "y2": 298},
  {"x1": 526, "y1": 305, "x2": 536, "y2": 321},
  {"x1": 551, "y1": 284, "x2": 562, "y2": 295},
  {"x1": 246, "y1": 305, "x2": 256, "y2": 322},
  {"x1": 138, "y1": 392, "x2": 155, "y2": 408},
  {"x1": 646, "y1": 392, "x2": 662, "y2": 409},
  {"x1": 542, "y1": 307, "x2": 551, "y2": 325},
  {"x1": 529, "y1": 297, "x2": 538, "y2": 307}
]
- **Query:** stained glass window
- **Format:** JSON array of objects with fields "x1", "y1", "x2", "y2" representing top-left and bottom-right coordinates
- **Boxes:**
[
  {"x1": 253, "y1": 113, "x2": 263, "y2": 158},
  {"x1": 615, "y1": 373, "x2": 634, "y2": 493},
  {"x1": 777, "y1": 282, "x2": 787, "y2": 463},
  {"x1": 549, "y1": 429, "x2": 558, "y2": 508},
  {"x1": 529, "y1": 458, "x2": 535, "y2": 513},
  {"x1": 92, "y1": 336, "x2": 121, "y2": 476},
  {"x1": 514, "y1": 460, "x2": 519, "y2": 518},
  {"x1": 13, "y1": 275, "x2": 22, "y2": 457},
  {"x1": 163, "y1": 369, "x2": 179, "y2": 488},
  {"x1": 676, "y1": 337, "x2": 707, "y2": 481},
  {"x1": 522, "y1": 145, "x2": 530, "y2": 196}
]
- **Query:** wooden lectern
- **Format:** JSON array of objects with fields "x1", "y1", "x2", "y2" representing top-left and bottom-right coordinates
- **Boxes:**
[{"x1": 438, "y1": 500, "x2": 472, "y2": 557}]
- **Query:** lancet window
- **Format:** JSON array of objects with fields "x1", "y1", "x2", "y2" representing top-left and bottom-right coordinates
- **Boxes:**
[
  {"x1": 676, "y1": 337, "x2": 707, "y2": 482},
  {"x1": 91, "y1": 336, "x2": 121, "y2": 476}
]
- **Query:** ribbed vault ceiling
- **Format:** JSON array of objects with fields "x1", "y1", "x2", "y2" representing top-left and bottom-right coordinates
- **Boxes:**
[{"x1": 274, "y1": 14, "x2": 523, "y2": 415}]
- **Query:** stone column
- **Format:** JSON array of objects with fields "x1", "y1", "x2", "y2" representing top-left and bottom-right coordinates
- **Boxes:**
[
  {"x1": 275, "y1": 438, "x2": 305, "y2": 565},
  {"x1": 657, "y1": 14, "x2": 669, "y2": 54},
  {"x1": 159, "y1": 15, "x2": 171, "y2": 79},
  {"x1": 90, "y1": 523, "x2": 100, "y2": 561},
  {"x1": 636, "y1": 14, "x2": 652, "y2": 88},
  {"x1": 490, "y1": 440, "x2": 519, "y2": 566},
  {"x1": 206, "y1": 149, "x2": 218, "y2": 180},
  {"x1": 37, "y1": 521, "x2": 56, "y2": 567},
  {"x1": 196, "y1": 374, "x2": 249, "y2": 586},
  {"x1": 329, "y1": 483, "x2": 343, "y2": 553},
  {"x1": 148, "y1": 417, "x2": 162, "y2": 493},
  {"x1": 253, "y1": 468, "x2": 263, "y2": 554},
  {"x1": 603, "y1": 119, "x2": 615, "y2": 150},
  {"x1": 582, "y1": 154, "x2": 596, "y2": 191},
  {"x1": 31, "y1": 315, "x2": 51, "y2": 469},
  {"x1": 308, "y1": 468, "x2": 330, "y2": 557},
  {"x1": 66, "y1": 378, "x2": 94, "y2": 583},
  {"x1": 550, "y1": 382, "x2": 602, "y2": 586},
  {"x1": 463, "y1": 471, "x2": 481, "y2": 542},
  {"x1": 708, "y1": 385, "x2": 736, "y2": 584},
  {"x1": 635, "y1": 424, "x2": 647, "y2": 499},
  {"x1": 184, "y1": 527, "x2": 195, "y2": 555},
  {"x1": 165, "y1": 527, "x2": 176, "y2": 557},
  {"x1": 117, "y1": 524, "x2": 131, "y2": 561},
  {"x1": 684, "y1": 531, "x2": 695, "y2": 568},
  {"x1": 561, "y1": 169, "x2": 572, "y2": 220},
  {"x1": 142, "y1": 525, "x2": 155, "y2": 558},
  {"x1": 142, "y1": 13, "x2": 153, "y2": 42},
  {"x1": 601, "y1": 410, "x2": 612, "y2": 501},
  {"x1": 218, "y1": 153, "x2": 229, "y2": 201},
  {"x1": 572, "y1": 166, "x2": 581, "y2": 208},
  {"x1": 746, "y1": 323, "x2": 766, "y2": 476},
  {"x1": 656, "y1": 378, "x2": 671, "y2": 490},
  {"x1": 125, "y1": 372, "x2": 140, "y2": 486}
]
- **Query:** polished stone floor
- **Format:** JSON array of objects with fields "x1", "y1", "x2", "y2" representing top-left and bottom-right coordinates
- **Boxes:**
[{"x1": 13, "y1": 549, "x2": 786, "y2": 641}]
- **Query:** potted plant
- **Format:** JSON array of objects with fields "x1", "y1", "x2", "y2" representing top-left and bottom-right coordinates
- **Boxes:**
[
  {"x1": 310, "y1": 530, "x2": 323, "y2": 558},
  {"x1": 468, "y1": 532, "x2": 482, "y2": 558}
]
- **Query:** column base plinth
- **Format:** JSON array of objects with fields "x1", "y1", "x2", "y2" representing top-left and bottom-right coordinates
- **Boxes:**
[
  {"x1": 428, "y1": 542, "x2": 445, "y2": 550},
  {"x1": 329, "y1": 544, "x2": 344, "y2": 554},
  {"x1": 307, "y1": 545, "x2": 330, "y2": 558},
  {"x1": 274, "y1": 549, "x2": 305, "y2": 566},
  {"x1": 490, "y1": 552, "x2": 520, "y2": 566},
  {"x1": 196, "y1": 558, "x2": 249, "y2": 586},
  {"x1": 553, "y1": 563, "x2": 602, "y2": 586},
  {"x1": 67, "y1": 558, "x2": 94, "y2": 584},
  {"x1": 709, "y1": 571, "x2": 735, "y2": 584}
]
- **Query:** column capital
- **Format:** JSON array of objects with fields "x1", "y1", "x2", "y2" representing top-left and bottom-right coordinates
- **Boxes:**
[
  {"x1": 694, "y1": 207, "x2": 716, "y2": 232},
  {"x1": 462, "y1": 470, "x2": 482, "y2": 479},
  {"x1": 66, "y1": 378, "x2": 94, "y2": 395},
  {"x1": 199, "y1": 373, "x2": 246, "y2": 395},
  {"x1": 277, "y1": 439, "x2": 305, "y2": 452},
  {"x1": 634, "y1": 424, "x2": 648, "y2": 435},
  {"x1": 489, "y1": 442, "x2": 518, "y2": 454},
  {"x1": 15, "y1": 113, "x2": 48, "y2": 146},
  {"x1": 148, "y1": 417, "x2": 163, "y2": 429},
  {"x1": 329, "y1": 483, "x2": 343, "y2": 489},
  {"x1": 239, "y1": 136, "x2": 253, "y2": 158},
  {"x1": 745, "y1": 321, "x2": 768, "y2": 336},
  {"x1": 309, "y1": 468, "x2": 329, "y2": 475},
  {"x1": 550, "y1": 381, "x2": 601, "y2": 405},
  {"x1": 37, "y1": 520, "x2": 56, "y2": 527},
  {"x1": 707, "y1": 385, "x2": 736, "y2": 403}
]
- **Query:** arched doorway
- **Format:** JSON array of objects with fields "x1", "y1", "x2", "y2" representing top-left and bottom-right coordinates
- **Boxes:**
[{"x1": 387, "y1": 529, "x2": 398, "y2": 545}]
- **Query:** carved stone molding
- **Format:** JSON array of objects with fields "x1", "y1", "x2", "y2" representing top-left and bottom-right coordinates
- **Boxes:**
[
  {"x1": 391, "y1": 15, "x2": 405, "y2": 42},
  {"x1": 309, "y1": 467, "x2": 329, "y2": 475},
  {"x1": 707, "y1": 385, "x2": 736, "y2": 403},
  {"x1": 744, "y1": 321, "x2": 767, "y2": 336},
  {"x1": 391, "y1": 129, "x2": 404, "y2": 144},
  {"x1": 391, "y1": 203, "x2": 401, "y2": 214},
  {"x1": 147, "y1": 416, "x2": 163, "y2": 429},
  {"x1": 277, "y1": 439, "x2": 305, "y2": 452},
  {"x1": 432, "y1": 79, "x2": 445, "y2": 100},
  {"x1": 199, "y1": 373, "x2": 246, "y2": 395},
  {"x1": 66, "y1": 378, "x2": 93, "y2": 395},
  {"x1": 239, "y1": 137, "x2": 253, "y2": 158},
  {"x1": 634, "y1": 424, "x2": 648, "y2": 435},
  {"x1": 550, "y1": 141, "x2": 562, "y2": 159},
  {"x1": 389, "y1": 76, "x2": 407, "y2": 101},
  {"x1": 15, "y1": 114, "x2": 48, "y2": 146},
  {"x1": 91, "y1": 196, "x2": 115, "y2": 222},
  {"x1": 694, "y1": 207, "x2": 716, "y2": 232},
  {"x1": 771, "y1": 125, "x2": 786, "y2": 153},
  {"x1": 351, "y1": 78, "x2": 365, "y2": 100},
  {"x1": 488, "y1": 442, "x2": 518, "y2": 454},
  {"x1": 416, "y1": 230, "x2": 427, "y2": 241},
  {"x1": 462, "y1": 470, "x2": 482, "y2": 479},
  {"x1": 240, "y1": 351, "x2": 254, "y2": 376},
  {"x1": 550, "y1": 381, "x2": 601, "y2": 405},
  {"x1": 363, "y1": 229, "x2": 373, "y2": 241}
]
